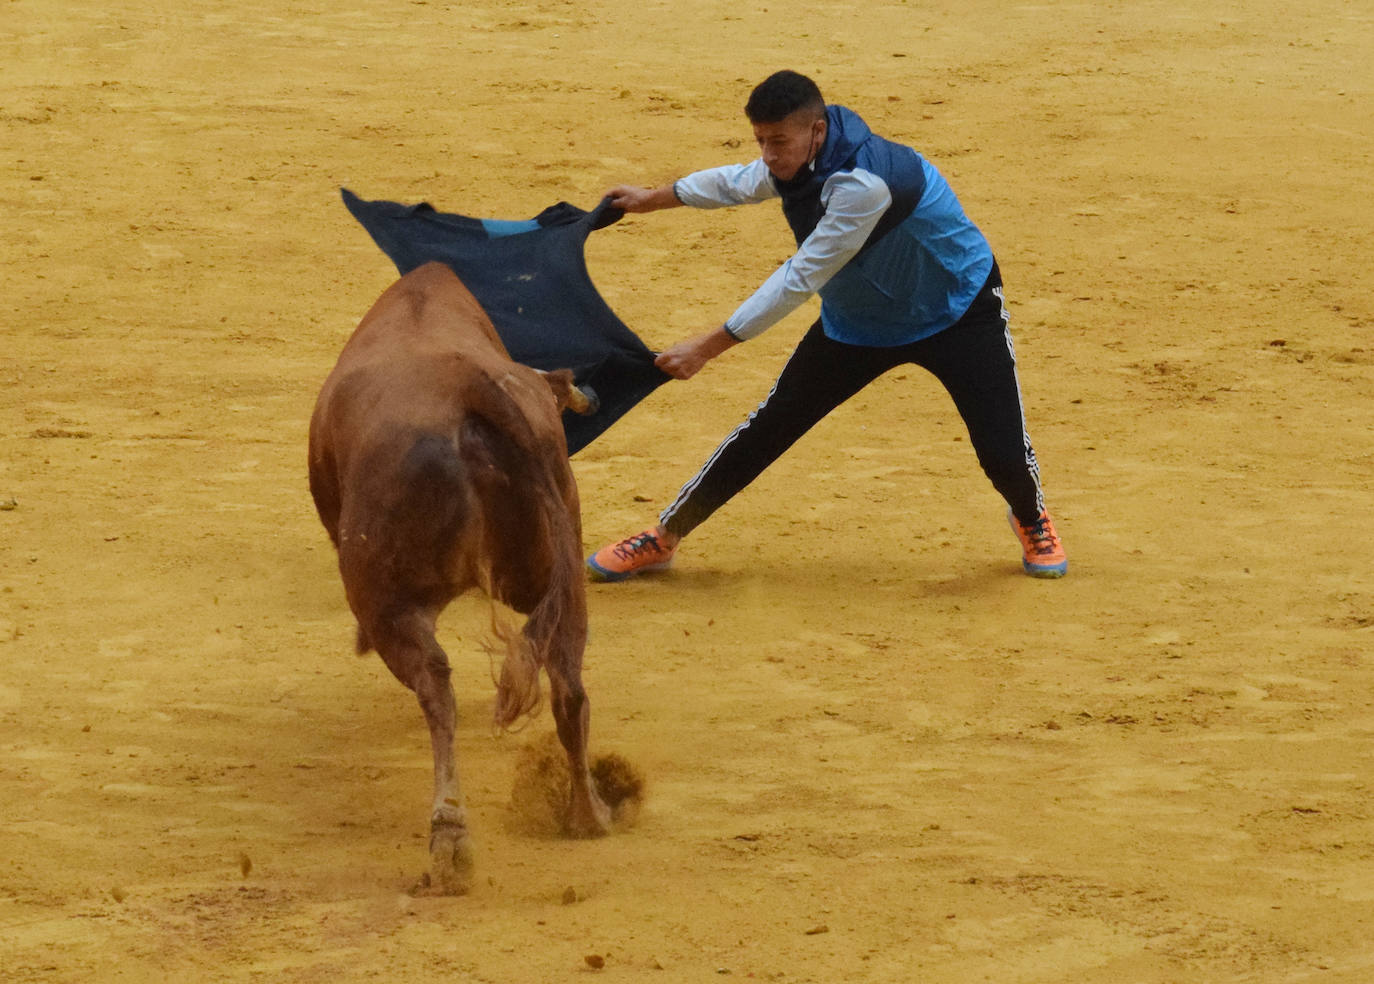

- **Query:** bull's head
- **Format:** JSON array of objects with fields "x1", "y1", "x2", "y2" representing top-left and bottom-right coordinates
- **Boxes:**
[{"x1": 539, "y1": 369, "x2": 599, "y2": 417}]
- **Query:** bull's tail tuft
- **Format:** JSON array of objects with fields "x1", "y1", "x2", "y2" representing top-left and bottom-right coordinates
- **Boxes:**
[
  {"x1": 486, "y1": 602, "x2": 542, "y2": 730},
  {"x1": 492, "y1": 501, "x2": 583, "y2": 732}
]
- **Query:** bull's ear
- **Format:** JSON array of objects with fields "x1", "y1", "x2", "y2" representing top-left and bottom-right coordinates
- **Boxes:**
[
  {"x1": 539, "y1": 368, "x2": 575, "y2": 407},
  {"x1": 542, "y1": 368, "x2": 576, "y2": 390},
  {"x1": 538, "y1": 368, "x2": 595, "y2": 415}
]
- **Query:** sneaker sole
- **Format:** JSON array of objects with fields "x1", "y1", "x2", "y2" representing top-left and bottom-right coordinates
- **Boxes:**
[
  {"x1": 585, "y1": 556, "x2": 674, "y2": 582},
  {"x1": 1022, "y1": 560, "x2": 1068, "y2": 578}
]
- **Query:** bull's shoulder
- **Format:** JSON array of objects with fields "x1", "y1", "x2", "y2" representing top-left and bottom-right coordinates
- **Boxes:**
[
  {"x1": 394, "y1": 262, "x2": 478, "y2": 313},
  {"x1": 344, "y1": 263, "x2": 510, "y2": 361}
]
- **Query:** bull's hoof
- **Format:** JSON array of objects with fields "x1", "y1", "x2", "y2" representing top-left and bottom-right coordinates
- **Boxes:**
[
  {"x1": 565, "y1": 803, "x2": 612, "y2": 839},
  {"x1": 591, "y1": 751, "x2": 645, "y2": 828},
  {"x1": 426, "y1": 821, "x2": 476, "y2": 895},
  {"x1": 507, "y1": 735, "x2": 647, "y2": 837}
]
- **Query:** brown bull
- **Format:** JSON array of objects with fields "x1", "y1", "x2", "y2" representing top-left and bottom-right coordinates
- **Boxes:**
[{"x1": 307, "y1": 261, "x2": 610, "y2": 894}]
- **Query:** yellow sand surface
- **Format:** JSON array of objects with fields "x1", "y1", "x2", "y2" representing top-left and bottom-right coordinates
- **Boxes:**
[{"x1": 3, "y1": 1, "x2": 1372, "y2": 980}]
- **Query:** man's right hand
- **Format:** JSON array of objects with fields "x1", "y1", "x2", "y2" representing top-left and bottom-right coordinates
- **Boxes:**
[{"x1": 605, "y1": 184, "x2": 682, "y2": 213}]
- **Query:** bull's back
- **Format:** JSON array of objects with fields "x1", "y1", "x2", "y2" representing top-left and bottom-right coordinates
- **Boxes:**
[{"x1": 316, "y1": 263, "x2": 565, "y2": 451}]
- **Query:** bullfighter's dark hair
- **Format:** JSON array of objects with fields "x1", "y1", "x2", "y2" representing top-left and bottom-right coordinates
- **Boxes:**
[{"x1": 745, "y1": 70, "x2": 826, "y2": 124}]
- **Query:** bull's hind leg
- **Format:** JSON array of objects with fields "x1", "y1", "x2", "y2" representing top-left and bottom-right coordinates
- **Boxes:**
[
  {"x1": 543, "y1": 656, "x2": 612, "y2": 838},
  {"x1": 370, "y1": 613, "x2": 475, "y2": 894}
]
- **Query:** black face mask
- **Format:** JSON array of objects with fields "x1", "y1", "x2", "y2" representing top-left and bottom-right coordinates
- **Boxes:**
[{"x1": 772, "y1": 124, "x2": 825, "y2": 188}]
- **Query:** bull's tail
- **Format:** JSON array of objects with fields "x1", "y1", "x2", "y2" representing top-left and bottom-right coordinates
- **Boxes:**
[
  {"x1": 456, "y1": 407, "x2": 583, "y2": 733},
  {"x1": 482, "y1": 434, "x2": 587, "y2": 729},
  {"x1": 489, "y1": 491, "x2": 585, "y2": 731}
]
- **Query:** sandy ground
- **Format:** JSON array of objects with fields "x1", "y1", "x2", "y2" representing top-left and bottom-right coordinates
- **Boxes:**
[{"x1": 3, "y1": 0, "x2": 1373, "y2": 980}]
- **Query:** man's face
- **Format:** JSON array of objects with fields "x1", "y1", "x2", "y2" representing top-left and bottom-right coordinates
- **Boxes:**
[{"x1": 752, "y1": 110, "x2": 826, "y2": 182}]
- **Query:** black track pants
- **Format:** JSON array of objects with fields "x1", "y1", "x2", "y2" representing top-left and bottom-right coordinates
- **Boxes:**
[{"x1": 659, "y1": 264, "x2": 1046, "y2": 538}]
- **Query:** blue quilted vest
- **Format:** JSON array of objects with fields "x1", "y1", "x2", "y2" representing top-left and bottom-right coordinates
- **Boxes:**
[{"x1": 774, "y1": 106, "x2": 995, "y2": 346}]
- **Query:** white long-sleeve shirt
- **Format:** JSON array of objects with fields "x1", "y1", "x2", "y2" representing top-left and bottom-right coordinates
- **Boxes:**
[{"x1": 673, "y1": 160, "x2": 893, "y2": 341}]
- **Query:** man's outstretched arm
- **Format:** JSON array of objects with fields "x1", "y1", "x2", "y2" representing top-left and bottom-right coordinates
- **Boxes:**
[{"x1": 605, "y1": 184, "x2": 683, "y2": 213}]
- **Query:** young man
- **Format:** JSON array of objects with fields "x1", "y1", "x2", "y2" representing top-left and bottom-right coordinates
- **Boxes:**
[{"x1": 587, "y1": 70, "x2": 1067, "y2": 581}]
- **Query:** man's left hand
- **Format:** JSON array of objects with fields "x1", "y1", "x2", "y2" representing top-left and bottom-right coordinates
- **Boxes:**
[{"x1": 654, "y1": 327, "x2": 740, "y2": 380}]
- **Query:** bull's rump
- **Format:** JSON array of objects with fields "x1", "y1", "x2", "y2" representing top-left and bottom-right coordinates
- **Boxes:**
[
  {"x1": 308, "y1": 263, "x2": 582, "y2": 619},
  {"x1": 322, "y1": 413, "x2": 575, "y2": 617},
  {"x1": 328, "y1": 428, "x2": 481, "y2": 616}
]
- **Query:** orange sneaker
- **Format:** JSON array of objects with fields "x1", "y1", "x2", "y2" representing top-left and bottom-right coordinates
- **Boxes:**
[
  {"x1": 1009, "y1": 509, "x2": 1068, "y2": 578},
  {"x1": 586, "y1": 528, "x2": 678, "y2": 582}
]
